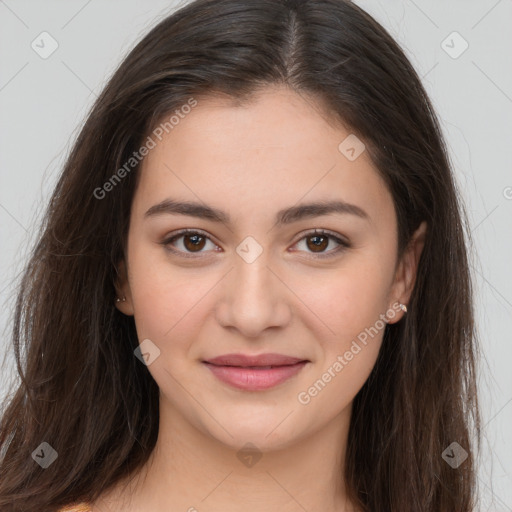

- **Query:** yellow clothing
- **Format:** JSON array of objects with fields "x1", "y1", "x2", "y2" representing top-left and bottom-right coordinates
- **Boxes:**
[{"x1": 59, "y1": 504, "x2": 91, "y2": 512}]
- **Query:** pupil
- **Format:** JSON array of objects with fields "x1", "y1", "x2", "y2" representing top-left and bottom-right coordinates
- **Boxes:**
[
  {"x1": 308, "y1": 235, "x2": 327, "y2": 252},
  {"x1": 185, "y1": 234, "x2": 205, "y2": 251}
]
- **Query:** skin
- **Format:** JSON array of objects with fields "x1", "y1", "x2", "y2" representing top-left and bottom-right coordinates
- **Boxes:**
[{"x1": 95, "y1": 84, "x2": 426, "y2": 512}]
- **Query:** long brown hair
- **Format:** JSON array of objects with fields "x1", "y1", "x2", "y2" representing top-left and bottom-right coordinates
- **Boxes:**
[{"x1": 0, "y1": 0, "x2": 481, "y2": 510}]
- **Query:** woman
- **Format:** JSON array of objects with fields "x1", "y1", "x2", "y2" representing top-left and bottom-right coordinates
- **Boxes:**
[{"x1": 0, "y1": 0, "x2": 481, "y2": 510}]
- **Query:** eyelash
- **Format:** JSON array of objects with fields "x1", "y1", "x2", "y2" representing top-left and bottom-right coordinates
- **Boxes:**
[{"x1": 160, "y1": 228, "x2": 351, "y2": 260}]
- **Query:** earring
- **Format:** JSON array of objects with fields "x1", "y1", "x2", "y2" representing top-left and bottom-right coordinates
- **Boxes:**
[
  {"x1": 399, "y1": 303, "x2": 407, "y2": 313},
  {"x1": 116, "y1": 296, "x2": 126, "y2": 303}
]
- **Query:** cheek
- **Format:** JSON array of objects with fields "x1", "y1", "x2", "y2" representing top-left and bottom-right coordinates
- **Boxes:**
[
  {"x1": 290, "y1": 258, "x2": 392, "y2": 344},
  {"x1": 126, "y1": 242, "x2": 204, "y2": 340},
  {"x1": 294, "y1": 269, "x2": 389, "y2": 422}
]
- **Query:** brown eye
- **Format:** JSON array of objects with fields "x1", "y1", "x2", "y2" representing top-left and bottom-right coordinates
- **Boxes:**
[
  {"x1": 292, "y1": 229, "x2": 350, "y2": 259},
  {"x1": 183, "y1": 233, "x2": 206, "y2": 252},
  {"x1": 161, "y1": 229, "x2": 218, "y2": 257},
  {"x1": 306, "y1": 233, "x2": 329, "y2": 252}
]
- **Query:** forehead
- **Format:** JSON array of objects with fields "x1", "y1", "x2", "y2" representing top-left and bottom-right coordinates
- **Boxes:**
[{"x1": 133, "y1": 85, "x2": 394, "y2": 229}]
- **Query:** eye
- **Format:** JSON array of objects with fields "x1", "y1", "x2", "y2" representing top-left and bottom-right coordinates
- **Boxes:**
[
  {"x1": 160, "y1": 228, "x2": 350, "y2": 259},
  {"x1": 161, "y1": 229, "x2": 219, "y2": 258},
  {"x1": 291, "y1": 229, "x2": 350, "y2": 259}
]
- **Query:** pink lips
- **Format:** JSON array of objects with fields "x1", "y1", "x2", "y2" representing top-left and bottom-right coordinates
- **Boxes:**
[{"x1": 202, "y1": 353, "x2": 308, "y2": 391}]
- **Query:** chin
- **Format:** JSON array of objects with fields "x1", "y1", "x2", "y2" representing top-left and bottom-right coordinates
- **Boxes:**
[{"x1": 201, "y1": 417, "x2": 298, "y2": 451}]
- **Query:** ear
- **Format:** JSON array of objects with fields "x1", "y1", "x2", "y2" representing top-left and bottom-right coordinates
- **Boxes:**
[
  {"x1": 386, "y1": 220, "x2": 427, "y2": 324},
  {"x1": 114, "y1": 259, "x2": 134, "y2": 316}
]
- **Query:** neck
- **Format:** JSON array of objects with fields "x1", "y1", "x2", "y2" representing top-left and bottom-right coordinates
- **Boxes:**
[{"x1": 95, "y1": 398, "x2": 359, "y2": 512}]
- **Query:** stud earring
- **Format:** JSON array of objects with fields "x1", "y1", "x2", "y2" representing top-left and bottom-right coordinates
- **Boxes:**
[
  {"x1": 116, "y1": 296, "x2": 126, "y2": 303},
  {"x1": 399, "y1": 303, "x2": 407, "y2": 313}
]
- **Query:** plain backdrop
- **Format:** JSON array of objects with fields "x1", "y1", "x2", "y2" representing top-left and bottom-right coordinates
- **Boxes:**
[{"x1": 0, "y1": 0, "x2": 511, "y2": 509}]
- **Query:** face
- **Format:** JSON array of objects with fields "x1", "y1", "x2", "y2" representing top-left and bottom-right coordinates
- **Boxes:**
[{"x1": 116, "y1": 84, "x2": 425, "y2": 451}]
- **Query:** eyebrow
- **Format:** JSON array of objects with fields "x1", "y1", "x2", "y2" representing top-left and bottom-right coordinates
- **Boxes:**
[{"x1": 144, "y1": 198, "x2": 370, "y2": 226}]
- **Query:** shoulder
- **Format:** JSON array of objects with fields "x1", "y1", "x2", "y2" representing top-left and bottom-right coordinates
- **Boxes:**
[{"x1": 58, "y1": 504, "x2": 91, "y2": 512}]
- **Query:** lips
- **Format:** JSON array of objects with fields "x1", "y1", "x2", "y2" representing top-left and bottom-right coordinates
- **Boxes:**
[
  {"x1": 202, "y1": 353, "x2": 309, "y2": 391},
  {"x1": 204, "y1": 353, "x2": 307, "y2": 367}
]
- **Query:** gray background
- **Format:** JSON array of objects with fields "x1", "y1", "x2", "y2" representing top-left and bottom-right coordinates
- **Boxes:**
[{"x1": 0, "y1": 0, "x2": 511, "y2": 509}]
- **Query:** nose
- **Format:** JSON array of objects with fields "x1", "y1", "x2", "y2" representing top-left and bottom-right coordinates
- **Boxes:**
[{"x1": 215, "y1": 253, "x2": 292, "y2": 338}]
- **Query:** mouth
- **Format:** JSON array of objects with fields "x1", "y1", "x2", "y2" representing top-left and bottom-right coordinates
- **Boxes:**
[{"x1": 202, "y1": 353, "x2": 309, "y2": 391}]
